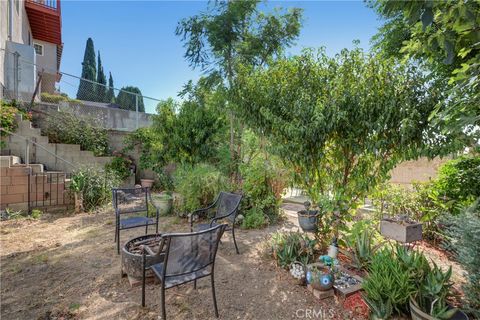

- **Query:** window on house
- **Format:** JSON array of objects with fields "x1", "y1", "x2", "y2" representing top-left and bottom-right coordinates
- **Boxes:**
[
  {"x1": 28, "y1": 31, "x2": 31, "y2": 46},
  {"x1": 34, "y1": 43, "x2": 44, "y2": 56}
]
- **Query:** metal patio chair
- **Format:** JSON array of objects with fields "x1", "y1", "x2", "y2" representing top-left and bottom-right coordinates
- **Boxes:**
[
  {"x1": 113, "y1": 187, "x2": 159, "y2": 254},
  {"x1": 141, "y1": 224, "x2": 227, "y2": 319},
  {"x1": 189, "y1": 191, "x2": 243, "y2": 254}
]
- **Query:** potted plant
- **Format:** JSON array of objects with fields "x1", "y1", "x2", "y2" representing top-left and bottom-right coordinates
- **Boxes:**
[
  {"x1": 290, "y1": 260, "x2": 307, "y2": 285},
  {"x1": 410, "y1": 264, "x2": 468, "y2": 320},
  {"x1": 151, "y1": 192, "x2": 173, "y2": 215},
  {"x1": 380, "y1": 215, "x2": 422, "y2": 243},
  {"x1": 297, "y1": 201, "x2": 319, "y2": 232},
  {"x1": 306, "y1": 265, "x2": 334, "y2": 291},
  {"x1": 140, "y1": 178, "x2": 155, "y2": 189}
]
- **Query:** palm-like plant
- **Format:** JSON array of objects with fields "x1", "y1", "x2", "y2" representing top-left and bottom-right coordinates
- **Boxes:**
[{"x1": 340, "y1": 229, "x2": 383, "y2": 270}]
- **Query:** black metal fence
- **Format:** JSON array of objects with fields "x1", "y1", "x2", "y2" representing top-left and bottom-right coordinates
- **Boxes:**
[{"x1": 29, "y1": 171, "x2": 72, "y2": 211}]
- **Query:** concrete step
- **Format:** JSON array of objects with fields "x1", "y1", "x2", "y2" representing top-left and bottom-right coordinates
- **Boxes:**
[
  {"x1": 10, "y1": 163, "x2": 44, "y2": 174},
  {"x1": 0, "y1": 156, "x2": 21, "y2": 168}
]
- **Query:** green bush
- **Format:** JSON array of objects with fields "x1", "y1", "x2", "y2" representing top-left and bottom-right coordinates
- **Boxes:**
[
  {"x1": 433, "y1": 156, "x2": 480, "y2": 214},
  {"x1": 370, "y1": 183, "x2": 447, "y2": 241},
  {"x1": 105, "y1": 154, "x2": 133, "y2": 181},
  {"x1": 30, "y1": 209, "x2": 42, "y2": 219},
  {"x1": 240, "y1": 155, "x2": 288, "y2": 225},
  {"x1": 448, "y1": 200, "x2": 480, "y2": 317},
  {"x1": 69, "y1": 167, "x2": 121, "y2": 211},
  {"x1": 0, "y1": 100, "x2": 32, "y2": 148},
  {"x1": 43, "y1": 109, "x2": 109, "y2": 156},
  {"x1": 40, "y1": 92, "x2": 82, "y2": 105},
  {"x1": 242, "y1": 207, "x2": 267, "y2": 229},
  {"x1": 173, "y1": 163, "x2": 230, "y2": 214}
]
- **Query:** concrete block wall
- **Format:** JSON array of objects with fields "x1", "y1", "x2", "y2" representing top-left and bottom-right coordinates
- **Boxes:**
[
  {"x1": 0, "y1": 156, "x2": 72, "y2": 211},
  {"x1": 6, "y1": 117, "x2": 113, "y2": 173}
]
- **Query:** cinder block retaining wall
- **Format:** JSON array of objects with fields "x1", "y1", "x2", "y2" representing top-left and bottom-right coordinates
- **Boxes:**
[
  {"x1": 389, "y1": 157, "x2": 450, "y2": 188},
  {"x1": 0, "y1": 156, "x2": 73, "y2": 211}
]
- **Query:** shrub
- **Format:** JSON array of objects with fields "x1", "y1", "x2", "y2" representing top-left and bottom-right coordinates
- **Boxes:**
[
  {"x1": 0, "y1": 100, "x2": 32, "y2": 148},
  {"x1": 69, "y1": 167, "x2": 121, "y2": 211},
  {"x1": 30, "y1": 209, "x2": 42, "y2": 219},
  {"x1": 447, "y1": 200, "x2": 480, "y2": 317},
  {"x1": 370, "y1": 183, "x2": 447, "y2": 241},
  {"x1": 173, "y1": 163, "x2": 230, "y2": 214},
  {"x1": 242, "y1": 207, "x2": 267, "y2": 229},
  {"x1": 40, "y1": 92, "x2": 82, "y2": 105},
  {"x1": 105, "y1": 154, "x2": 133, "y2": 181},
  {"x1": 240, "y1": 155, "x2": 289, "y2": 225},
  {"x1": 433, "y1": 156, "x2": 480, "y2": 214},
  {"x1": 43, "y1": 109, "x2": 109, "y2": 156},
  {"x1": 269, "y1": 231, "x2": 316, "y2": 268}
]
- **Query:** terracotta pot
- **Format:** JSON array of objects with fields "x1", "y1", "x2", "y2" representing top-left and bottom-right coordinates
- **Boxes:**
[
  {"x1": 409, "y1": 298, "x2": 468, "y2": 320},
  {"x1": 140, "y1": 179, "x2": 154, "y2": 189}
]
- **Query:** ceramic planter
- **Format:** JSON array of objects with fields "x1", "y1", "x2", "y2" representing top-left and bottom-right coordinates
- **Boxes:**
[
  {"x1": 140, "y1": 179, "x2": 155, "y2": 189},
  {"x1": 409, "y1": 298, "x2": 468, "y2": 320},
  {"x1": 380, "y1": 218, "x2": 422, "y2": 243},
  {"x1": 297, "y1": 210, "x2": 319, "y2": 232},
  {"x1": 306, "y1": 265, "x2": 334, "y2": 291}
]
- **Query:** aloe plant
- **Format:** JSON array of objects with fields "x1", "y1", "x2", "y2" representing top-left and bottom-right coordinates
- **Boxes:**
[
  {"x1": 340, "y1": 229, "x2": 382, "y2": 270},
  {"x1": 414, "y1": 264, "x2": 457, "y2": 319},
  {"x1": 362, "y1": 295, "x2": 392, "y2": 320}
]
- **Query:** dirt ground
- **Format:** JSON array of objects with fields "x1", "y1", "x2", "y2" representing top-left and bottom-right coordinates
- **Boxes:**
[{"x1": 0, "y1": 204, "x2": 466, "y2": 320}]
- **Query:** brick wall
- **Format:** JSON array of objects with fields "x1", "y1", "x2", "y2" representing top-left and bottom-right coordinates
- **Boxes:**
[{"x1": 0, "y1": 164, "x2": 72, "y2": 212}]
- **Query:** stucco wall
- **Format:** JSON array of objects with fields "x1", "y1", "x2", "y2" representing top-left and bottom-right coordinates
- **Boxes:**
[
  {"x1": 33, "y1": 39, "x2": 57, "y2": 74},
  {"x1": 389, "y1": 157, "x2": 450, "y2": 187}
]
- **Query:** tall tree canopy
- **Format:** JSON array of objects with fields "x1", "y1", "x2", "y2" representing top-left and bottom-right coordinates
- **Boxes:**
[
  {"x1": 76, "y1": 38, "x2": 97, "y2": 101},
  {"x1": 233, "y1": 47, "x2": 446, "y2": 208},
  {"x1": 116, "y1": 86, "x2": 145, "y2": 112},
  {"x1": 96, "y1": 51, "x2": 107, "y2": 102},
  {"x1": 369, "y1": 0, "x2": 480, "y2": 144},
  {"x1": 106, "y1": 72, "x2": 115, "y2": 103},
  {"x1": 176, "y1": 0, "x2": 303, "y2": 179}
]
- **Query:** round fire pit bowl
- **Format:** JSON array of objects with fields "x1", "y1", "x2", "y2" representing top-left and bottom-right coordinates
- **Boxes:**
[{"x1": 121, "y1": 234, "x2": 165, "y2": 281}]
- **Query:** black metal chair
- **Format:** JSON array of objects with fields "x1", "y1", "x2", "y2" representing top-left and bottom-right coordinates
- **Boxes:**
[
  {"x1": 189, "y1": 191, "x2": 243, "y2": 254},
  {"x1": 141, "y1": 224, "x2": 227, "y2": 319},
  {"x1": 113, "y1": 187, "x2": 159, "y2": 254}
]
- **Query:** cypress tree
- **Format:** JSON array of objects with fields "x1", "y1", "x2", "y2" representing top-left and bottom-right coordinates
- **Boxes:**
[
  {"x1": 106, "y1": 72, "x2": 115, "y2": 103},
  {"x1": 116, "y1": 86, "x2": 145, "y2": 112},
  {"x1": 76, "y1": 38, "x2": 97, "y2": 101},
  {"x1": 96, "y1": 51, "x2": 107, "y2": 102}
]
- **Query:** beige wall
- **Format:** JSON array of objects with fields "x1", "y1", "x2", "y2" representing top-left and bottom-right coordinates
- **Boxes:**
[
  {"x1": 34, "y1": 39, "x2": 57, "y2": 74},
  {"x1": 389, "y1": 157, "x2": 450, "y2": 187}
]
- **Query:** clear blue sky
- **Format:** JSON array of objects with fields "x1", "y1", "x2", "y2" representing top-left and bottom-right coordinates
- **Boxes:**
[{"x1": 60, "y1": 1, "x2": 381, "y2": 113}]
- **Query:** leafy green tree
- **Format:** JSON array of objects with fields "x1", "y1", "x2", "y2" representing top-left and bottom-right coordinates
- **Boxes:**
[
  {"x1": 106, "y1": 72, "x2": 115, "y2": 103},
  {"x1": 233, "y1": 47, "x2": 444, "y2": 217},
  {"x1": 176, "y1": 0, "x2": 303, "y2": 180},
  {"x1": 151, "y1": 98, "x2": 226, "y2": 166},
  {"x1": 368, "y1": 0, "x2": 480, "y2": 143},
  {"x1": 76, "y1": 38, "x2": 97, "y2": 101},
  {"x1": 96, "y1": 51, "x2": 107, "y2": 102},
  {"x1": 116, "y1": 86, "x2": 145, "y2": 112}
]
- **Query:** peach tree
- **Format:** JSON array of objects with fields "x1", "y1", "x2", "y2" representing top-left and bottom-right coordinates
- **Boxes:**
[{"x1": 233, "y1": 47, "x2": 446, "y2": 220}]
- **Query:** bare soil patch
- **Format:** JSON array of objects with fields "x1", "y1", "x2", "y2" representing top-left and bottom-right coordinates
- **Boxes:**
[{"x1": 0, "y1": 205, "x2": 465, "y2": 320}]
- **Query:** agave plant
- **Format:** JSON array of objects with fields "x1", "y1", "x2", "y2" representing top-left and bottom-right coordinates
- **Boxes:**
[{"x1": 362, "y1": 295, "x2": 392, "y2": 320}]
